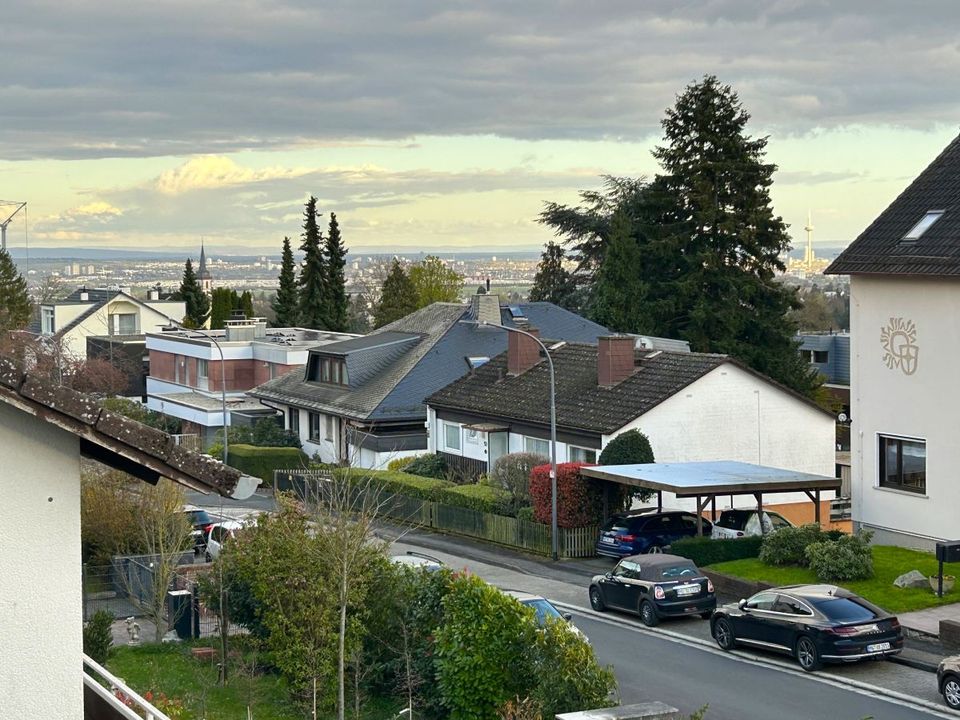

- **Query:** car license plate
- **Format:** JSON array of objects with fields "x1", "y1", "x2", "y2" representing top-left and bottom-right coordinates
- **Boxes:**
[
  {"x1": 866, "y1": 642, "x2": 891, "y2": 653},
  {"x1": 601, "y1": 536, "x2": 617, "y2": 544},
  {"x1": 676, "y1": 585, "x2": 698, "y2": 596}
]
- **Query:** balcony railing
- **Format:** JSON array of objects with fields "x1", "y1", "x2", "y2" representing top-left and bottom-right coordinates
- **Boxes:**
[{"x1": 83, "y1": 653, "x2": 171, "y2": 720}]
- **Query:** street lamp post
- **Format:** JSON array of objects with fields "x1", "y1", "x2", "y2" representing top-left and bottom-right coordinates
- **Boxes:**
[{"x1": 461, "y1": 320, "x2": 559, "y2": 560}]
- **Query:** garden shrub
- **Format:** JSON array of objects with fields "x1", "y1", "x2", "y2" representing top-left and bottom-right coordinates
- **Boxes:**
[
  {"x1": 805, "y1": 532, "x2": 874, "y2": 581},
  {"x1": 598, "y1": 430, "x2": 654, "y2": 501},
  {"x1": 436, "y1": 484, "x2": 514, "y2": 515},
  {"x1": 529, "y1": 463, "x2": 603, "y2": 528},
  {"x1": 489, "y1": 452, "x2": 548, "y2": 508},
  {"x1": 387, "y1": 455, "x2": 419, "y2": 472},
  {"x1": 672, "y1": 535, "x2": 763, "y2": 567},
  {"x1": 759, "y1": 524, "x2": 828, "y2": 567},
  {"x1": 228, "y1": 444, "x2": 309, "y2": 483},
  {"x1": 405, "y1": 453, "x2": 449, "y2": 479},
  {"x1": 338, "y1": 467, "x2": 454, "y2": 500},
  {"x1": 83, "y1": 609, "x2": 114, "y2": 665},
  {"x1": 516, "y1": 506, "x2": 535, "y2": 522}
]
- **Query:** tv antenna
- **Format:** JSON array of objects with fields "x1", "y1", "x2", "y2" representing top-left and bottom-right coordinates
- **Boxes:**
[{"x1": 0, "y1": 200, "x2": 27, "y2": 252}]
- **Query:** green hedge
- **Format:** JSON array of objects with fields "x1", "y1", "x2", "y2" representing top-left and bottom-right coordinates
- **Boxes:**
[
  {"x1": 336, "y1": 467, "x2": 455, "y2": 500},
  {"x1": 436, "y1": 484, "x2": 514, "y2": 516},
  {"x1": 228, "y1": 444, "x2": 308, "y2": 483},
  {"x1": 671, "y1": 535, "x2": 764, "y2": 567}
]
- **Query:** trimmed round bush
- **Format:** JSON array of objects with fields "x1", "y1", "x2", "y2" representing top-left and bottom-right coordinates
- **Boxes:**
[
  {"x1": 599, "y1": 429, "x2": 654, "y2": 465},
  {"x1": 805, "y1": 532, "x2": 874, "y2": 581}
]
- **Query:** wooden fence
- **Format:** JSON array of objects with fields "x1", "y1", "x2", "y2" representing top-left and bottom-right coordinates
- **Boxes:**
[{"x1": 274, "y1": 469, "x2": 599, "y2": 559}]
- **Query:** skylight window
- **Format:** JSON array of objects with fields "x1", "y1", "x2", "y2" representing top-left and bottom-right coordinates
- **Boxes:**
[{"x1": 902, "y1": 210, "x2": 945, "y2": 242}]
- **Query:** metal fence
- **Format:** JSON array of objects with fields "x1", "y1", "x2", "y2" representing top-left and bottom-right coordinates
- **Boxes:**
[{"x1": 275, "y1": 469, "x2": 600, "y2": 559}]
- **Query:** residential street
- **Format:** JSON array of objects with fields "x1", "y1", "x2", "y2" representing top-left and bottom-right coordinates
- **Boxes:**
[{"x1": 186, "y1": 491, "x2": 957, "y2": 719}]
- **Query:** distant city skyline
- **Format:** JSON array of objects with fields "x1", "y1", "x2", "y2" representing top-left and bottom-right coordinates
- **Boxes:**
[{"x1": 3, "y1": 3, "x2": 959, "y2": 254}]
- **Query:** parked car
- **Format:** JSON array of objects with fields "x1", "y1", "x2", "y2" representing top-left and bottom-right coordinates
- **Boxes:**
[
  {"x1": 938, "y1": 654, "x2": 960, "y2": 709},
  {"x1": 390, "y1": 550, "x2": 444, "y2": 571},
  {"x1": 503, "y1": 590, "x2": 587, "y2": 641},
  {"x1": 710, "y1": 509, "x2": 792, "y2": 539},
  {"x1": 588, "y1": 553, "x2": 716, "y2": 626},
  {"x1": 596, "y1": 510, "x2": 713, "y2": 557},
  {"x1": 710, "y1": 584, "x2": 903, "y2": 671},
  {"x1": 205, "y1": 520, "x2": 244, "y2": 561},
  {"x1": 182, "y1": 507, "x2": 215, "y2": 553}
]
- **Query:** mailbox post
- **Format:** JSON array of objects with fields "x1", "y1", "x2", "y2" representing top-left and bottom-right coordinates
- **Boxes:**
[{"x1": 935, "y1": 541, "x2": 960, "y2": 597}]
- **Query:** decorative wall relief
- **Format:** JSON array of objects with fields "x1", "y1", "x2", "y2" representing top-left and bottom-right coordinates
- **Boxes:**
[{"x1": 881, "y1": 317, "x2": 918, "y2": 375}]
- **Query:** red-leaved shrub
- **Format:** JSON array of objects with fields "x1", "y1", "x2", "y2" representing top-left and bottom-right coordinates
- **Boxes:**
[{"x1": 529, "y1": 462, "x2": 604, "y2": 528}]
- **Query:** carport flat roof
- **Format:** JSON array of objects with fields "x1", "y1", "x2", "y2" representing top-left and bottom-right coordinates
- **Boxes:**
[{"x1": 581, "y1": 460, "x2": 840, "y2": 497}]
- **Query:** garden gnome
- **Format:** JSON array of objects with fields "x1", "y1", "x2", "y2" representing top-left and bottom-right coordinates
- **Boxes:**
[{"x1": 125, "y1": 617, "x2": 141, "y2": 645}]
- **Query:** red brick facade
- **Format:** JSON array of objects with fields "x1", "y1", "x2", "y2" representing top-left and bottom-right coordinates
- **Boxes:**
[{"x1": 150, "y1": 350, "x2": 297, "y2": 392}]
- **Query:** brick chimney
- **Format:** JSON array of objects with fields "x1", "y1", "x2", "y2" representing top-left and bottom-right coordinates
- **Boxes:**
[
  {"x1": 507, "y1": 327, "x2": 541, "y2": 376},
  {"x1": 598, "y1": 335, "x2": 636, "y2": 386}
]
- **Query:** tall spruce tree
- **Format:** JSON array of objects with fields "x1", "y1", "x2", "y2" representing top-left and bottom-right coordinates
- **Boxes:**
[
  {"x1": 297, "y1": 196, "x2": 328, "y2": 329},
  {"x1": 0, "y1": 248, "x2": 31, "y2": 333},
  {"x1": 652, "y1": 75, "x2": 817, "y2": 395},
  {"x1": 590, "y1": 211, "x2": 650, "y2": 333},
  {"x1": 179, "y1": 258, "x2": 210, "y2": 328},
  {"x1": 209, "y1": 287, "x2": 238, "y2": 329},
  {"x1": 239, "y1": 290, "x2": 254, "y2": 319},
  {"x1": 272, "y1": 236, "x2": 299, "y2": 327},
  {"x1": 373, "y1": 259, "x2": 418, "y2": 328},
  {"x1": 529, "y1": 241, "x2": 575, "y2": 307},
  {"x1": 324, "y1": 212, "x2": 349, "y2": 331}
]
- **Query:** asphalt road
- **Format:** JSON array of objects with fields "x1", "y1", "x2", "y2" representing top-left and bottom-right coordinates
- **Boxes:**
[{"x1": 575, "y1": 611, "x2": 948, "y2": 720}]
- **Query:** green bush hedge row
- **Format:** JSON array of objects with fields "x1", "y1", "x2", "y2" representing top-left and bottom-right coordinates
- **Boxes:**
[
  {"x1": 671, "y1": 535, "x2": 764, "y2": 567},
  {"x1": 229, "y1": 444, "x2": 309, "y2": 483},
  {"x1": 335, "y1": 467, "x2": 455, "y2": 500},
  {"x1": 435, "y1": 483, "x2": 514, "y2": 515}
]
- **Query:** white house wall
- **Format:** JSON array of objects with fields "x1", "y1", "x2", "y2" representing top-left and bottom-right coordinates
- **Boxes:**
[
  {"x1": 0, "y1": 402, "x2": 83, "y2": 720},
  {"x1": 61, "y1": 299, "x2": 185, "y2": 360},
  {"x1": 849, "y1": 275, "x2": 960, "y2": 547}
]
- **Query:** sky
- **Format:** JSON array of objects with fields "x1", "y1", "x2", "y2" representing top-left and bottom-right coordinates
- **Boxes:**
[{"x1": 3, "y1": 1, "x2": 960, "y2": 255}]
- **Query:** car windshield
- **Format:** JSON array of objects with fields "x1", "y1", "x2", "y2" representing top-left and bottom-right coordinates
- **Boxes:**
[
  {"x1": 523, "y1": 599, "x2": 564, "y2": 624},
  {"x1": 716, "y1": 512, "x2": 746, "y2": 530},
  {"x1": 810, "y1": 597, "x2": 877, "y2": 623},
  {"x1": 659, "y1": 564, "x2": 699, "y2": 580}
]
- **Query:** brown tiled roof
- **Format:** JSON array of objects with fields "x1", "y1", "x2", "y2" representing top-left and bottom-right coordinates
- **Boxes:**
[
  {"x1": 827, "y1": 134, "x2": 960, "y2": 277},
  {"x1": 0, "y1": 355, "x2": 258, "y2": 498}
]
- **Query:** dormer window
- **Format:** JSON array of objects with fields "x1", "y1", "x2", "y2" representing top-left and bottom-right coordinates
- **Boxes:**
[
  {"x1": 307, "y1": 353, "x2": 349, "y2": 386},
  {"x1": 901, "y1": 210, "x2": 944, "y2": 244}
]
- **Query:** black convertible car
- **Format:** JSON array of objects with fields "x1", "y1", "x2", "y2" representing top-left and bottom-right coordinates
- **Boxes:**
[
  {"x1": 588, "y1": 553, "x2": 716, "y2": 626},
  {"x1": 711, "y1": 584, "x2": 903, "y2": 671}
]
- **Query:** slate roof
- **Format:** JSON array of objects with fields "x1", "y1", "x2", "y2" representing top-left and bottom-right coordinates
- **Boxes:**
[
  {"x1": 827, "y1": 134, "x2": 960, "y2": 276},
  {"x1": 427, "y1": 343, "x2": 830, "y2": 434},
  {"x1": 0, "y1": 354, "x2": 257, "y2": 498},
  {"x1": 250, "y1": 300, "x2": 610, "y2": 423}
]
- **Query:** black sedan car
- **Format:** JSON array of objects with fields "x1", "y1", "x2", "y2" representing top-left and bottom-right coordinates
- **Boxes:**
[
  {"x1": 710, "y1": 584, "x2": 903, "y2": 672},
  {"x1": 588, "y1": 553, "x2": 716, "y2": 626}
]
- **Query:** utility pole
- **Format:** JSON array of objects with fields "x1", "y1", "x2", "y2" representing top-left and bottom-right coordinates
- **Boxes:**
[{"x1": 0, "y1": 201, "x2": 27, "y2": 252}]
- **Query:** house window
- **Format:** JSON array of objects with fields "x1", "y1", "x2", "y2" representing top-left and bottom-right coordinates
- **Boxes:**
[
  {"x1": 41, "y1": 307, "x2": 55, "y2": 334},
  {"x1": 878, "y1": 435, "x2": 926, "y2": 494},
  {"x1": 111, "y1": 312, "x2": 138, "y2": 335},
  {"x1": 331, "y1": 361, "x2": 341, "y2": 385},
  {"x1": 902, "y1": 210, "x2": 944, "y2": 243},
  {"x1": 569, "y1": 446, "x2": 597, "y2": 463},
  {"x1": 800, "y1": 350, "x2": 813, "y2": 363},
  {"x1": 443, "y1": 423, "x2": 461, "y2": 451},
  {"x1": 197, "y1": 359, "x2": 208, "y2": 379},
  {"x1": 325, "y1": 415, "x2": 335, "y2": 442},
  {"x1": 813, "y1": 350, "x2": 828, "y2": 363},
  {"x1": 289, "y1": 408, "x2": 300, "y2": 434},
  {"x1": 524, "y1": 436, "x2": 550, "y2": 457},
  {"x1": 321, "y1": 359, "x2": 331, "y2": 383},
  {"x1": 309, "y1": 412, "x2": 321, "y2": 442}
]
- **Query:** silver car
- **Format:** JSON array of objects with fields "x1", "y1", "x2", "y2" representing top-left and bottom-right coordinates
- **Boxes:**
[
  {"x1": 711, "y1": 509, "x2": 792, "y2": 539},
  {"x1": 938, "y1": 655, "x2": 960, "y2": 709}
]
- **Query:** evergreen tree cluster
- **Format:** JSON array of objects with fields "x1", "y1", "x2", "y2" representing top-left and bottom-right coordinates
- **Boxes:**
[
  {"x1": 371, "y1": 255, "x2": 465, "y2": 329},
  {"x1": 209, "y1": 287, "x2": 254, "y2": 329},
  {"x1": 0, "y1": 248, "x2": 31, "y2": 333},
  {"x1": 538, "y1": 75, "x2": 819, "y2": 397},
  {"x1": 178, "y1": 258, "x2": 210, "y2": 329}
]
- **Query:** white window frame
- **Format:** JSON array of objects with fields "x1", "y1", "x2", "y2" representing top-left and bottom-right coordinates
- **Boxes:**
[
  {"x1": 41, "y1": 307, "x2": 55, "y2": 334},
  {"x1": 288, "y1": 408, "x2": 300, "y2": 434},
  {"x1": 443, "y1": 422, "x2": 462, "y2": 452},
  {"x1": 308, "y1": 412, "x2": 321, "y2": 442},
  {"x1": 524, "y1": 436, "x2": 550, "y2": 457},
  {"x1": 569, "y1": 445, "x2": 597, "y2": 464},
  {"x1": 877, "y1": 433, "x2": 927, "y2": 495}
]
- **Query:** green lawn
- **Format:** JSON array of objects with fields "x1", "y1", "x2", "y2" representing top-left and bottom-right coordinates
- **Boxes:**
[
  {"x1": 709, "y1": 545, "x2": 960, "y2": 614},
  {"x1": 106, "y1": 643, "x2": 401, "y2": 720}
]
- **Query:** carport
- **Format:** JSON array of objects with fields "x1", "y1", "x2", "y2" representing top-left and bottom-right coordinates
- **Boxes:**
[{"x1": 581, "y1": 460, "x2": 842, "y2": 536}]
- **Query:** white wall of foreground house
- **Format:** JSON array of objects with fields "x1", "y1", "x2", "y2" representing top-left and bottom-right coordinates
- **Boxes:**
[
  {"x1": 606, "y1": 363, "x2": 835, "y2": 510},
  {"x1": 0, "y1": 402, "x2": 83, "y2": 720},
  {"x1": 849, "y1": 276, "x2": 960, "y2": 548},
  {"x1": 348, "y1": 444, "x2": 421, "y2": 471}
]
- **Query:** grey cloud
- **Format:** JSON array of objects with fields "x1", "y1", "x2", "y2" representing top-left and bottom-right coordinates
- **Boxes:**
[{"x1": 4, "y1": 0, "x2": 960, "y2": 160}]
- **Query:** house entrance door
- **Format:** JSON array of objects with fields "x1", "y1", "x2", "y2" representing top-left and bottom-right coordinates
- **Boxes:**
[{"x1": 488, "y1": 431, "x2": 508, "y2": 471}]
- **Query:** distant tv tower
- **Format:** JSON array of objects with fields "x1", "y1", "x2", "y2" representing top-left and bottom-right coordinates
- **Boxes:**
[{"x1": 803, "y1": 211, "x2": 815, "y2": 267}]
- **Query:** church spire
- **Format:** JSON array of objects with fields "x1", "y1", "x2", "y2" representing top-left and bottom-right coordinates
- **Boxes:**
[{"x1": 198, "y1": 238, "x2": 213, "y2": 293}]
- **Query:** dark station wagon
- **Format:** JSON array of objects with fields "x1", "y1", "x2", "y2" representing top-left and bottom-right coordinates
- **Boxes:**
[
  {"x1": 596, "y1": 510, "x2": 713, "y2": 557},
  {"x1": 588, "y1": 553, "x2": 716, "y2": 626}
]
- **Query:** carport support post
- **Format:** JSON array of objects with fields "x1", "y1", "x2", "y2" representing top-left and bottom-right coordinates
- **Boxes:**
[
  {"x1": 696, "y1": 496, "x2": 711, "y2": 536},
  {"x1": 755, "y1": 493, "x2": 764, "y2": 535},
  {"x1": 657, "y1": 491, "x2": 662, "y2": 512},
  {"x1": 803, "y1": 489, "x2": 822, "y2": 526}
]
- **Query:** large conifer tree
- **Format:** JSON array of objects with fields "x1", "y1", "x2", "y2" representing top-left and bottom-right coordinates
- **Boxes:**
[
  {"x1": 272, "y1": 236, "x2": 298, "y2": 327},
  {"x1": 373, "y1": 259, "x2": 418, "y2": 328},
  {"x1": 0, "y1": 248, "x2": 31, "y2": 333},
  {"x1": 179, "y1": 258, "x2": 210, "y2": 328},
  {"x1": 590, "y1": 212, "x2": 650, "y2": 333},
  {"x1": 324, "y1": 212, "x2": 349, "y2": 331},
  {"x1": 528, "y1": 241, "x2": 575, "y2": 307},
  {"x1": 297, "y1": 196, "x2": 328, "y2": 329}
]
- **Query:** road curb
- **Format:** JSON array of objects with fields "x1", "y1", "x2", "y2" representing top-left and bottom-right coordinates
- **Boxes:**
[
  {"x1": 553, "y1": 600, "x2": 955, "y2": 718},
  {"x1": 892, "y1": 654, "x2": 940, "y2": 674}
]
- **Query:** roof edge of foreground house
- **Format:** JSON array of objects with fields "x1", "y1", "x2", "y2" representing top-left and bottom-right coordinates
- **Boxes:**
[{"x1": 0, "y1": 354, "x2": 259, "y2": 499}]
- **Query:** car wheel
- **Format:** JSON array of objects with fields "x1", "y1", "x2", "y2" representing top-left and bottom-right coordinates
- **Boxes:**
[
  {"x1": 943, "y1": 674, "x2": 960, "y2": 709},
  {"x1": 699, "y1": 611, "x2": 713, "y2": 620},
  {"x1": 589, "y1": 586, "x2": 606, "y2": 612},
  {"x1": 645, "y1": 545, "x2": 663, "y2": 554},
  {"x1": 639, "y1": 600, "x2": 659, "y2": 627},
  {"x1": 713, "y1": 617, "x2": 736, "y2": 650},
  {"x1": 795, "y1": 636, "x2": 821, "y2": 672}
]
